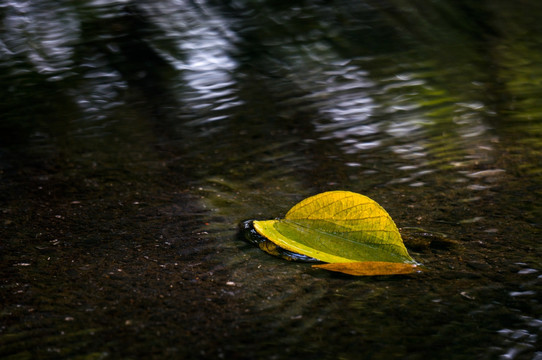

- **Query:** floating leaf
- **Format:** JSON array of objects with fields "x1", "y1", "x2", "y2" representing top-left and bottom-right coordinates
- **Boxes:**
[{"x1": 251, "y1": 191, "x2": 419, "y2": 276}]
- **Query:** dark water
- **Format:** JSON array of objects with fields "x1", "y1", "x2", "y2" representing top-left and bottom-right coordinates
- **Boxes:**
[{"x1": 1, "y1": 0, "x2": 541, "y2": 359}]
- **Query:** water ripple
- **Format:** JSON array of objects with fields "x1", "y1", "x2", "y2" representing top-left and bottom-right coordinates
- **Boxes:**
[
  {"x1": 2, "y1": 1, "x2": 79, "y2": 81},
  {"x1": 138, "y1": 1, "x2": 243, "y2": 131}
]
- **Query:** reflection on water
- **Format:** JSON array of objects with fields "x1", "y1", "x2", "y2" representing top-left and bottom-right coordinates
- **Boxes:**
[
  {"x1": 1, "y1": 0, "x2": 541, "y2": 359},
  {"x1": 140, "y1": 1, "x2": 244, "y2": 131},
  {"x1": 2, "y1": 0, "x2": 79, "y2": 80}
]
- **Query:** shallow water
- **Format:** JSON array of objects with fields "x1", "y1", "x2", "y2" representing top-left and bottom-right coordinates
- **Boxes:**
[{"x1": 1, "y1": 0, "x2": 541, "y2": 359}]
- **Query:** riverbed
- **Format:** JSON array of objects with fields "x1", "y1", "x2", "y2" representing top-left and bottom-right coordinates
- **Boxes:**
[{"x1": 1, "y1": 1, "x2": 541, "y2": 359}]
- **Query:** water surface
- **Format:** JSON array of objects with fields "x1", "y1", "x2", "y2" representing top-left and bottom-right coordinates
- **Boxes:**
[{"x1": 1, "y1": 1, "x2": 541, "y2": 359}]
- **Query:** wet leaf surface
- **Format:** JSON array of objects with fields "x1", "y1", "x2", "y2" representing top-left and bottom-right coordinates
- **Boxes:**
[{"x1": 251, "y1": 191, "x2": 417, "y2": 275}]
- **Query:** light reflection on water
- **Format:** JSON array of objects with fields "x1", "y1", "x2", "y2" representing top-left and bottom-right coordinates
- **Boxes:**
[
  {"x1": 497, "y1": 264, "x2": 542, "y2": 360},
  {"x1": 2, "y1": 0, "x2": 79, "y2": 80},
  {"x1": 1, "y1": 0, "x2": 541, "y2": 359}
]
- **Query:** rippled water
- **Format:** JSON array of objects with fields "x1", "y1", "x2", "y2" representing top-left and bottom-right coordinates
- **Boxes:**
[{"x1": 1, "y1": 1, "x2": 541, "y2": 359}]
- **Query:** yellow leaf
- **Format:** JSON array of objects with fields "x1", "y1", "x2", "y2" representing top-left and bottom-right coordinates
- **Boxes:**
[
  {"x1": 313, "y1": 261, "x2": 420, "y2": 276},
  {"x1": 253, "y1": 191, "x2": 415, "y2": 265}
]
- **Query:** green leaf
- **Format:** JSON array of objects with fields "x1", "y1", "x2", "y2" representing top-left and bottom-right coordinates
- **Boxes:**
[{"x1": 252, "y1": 191, "x2": 418, "y2": 275}]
